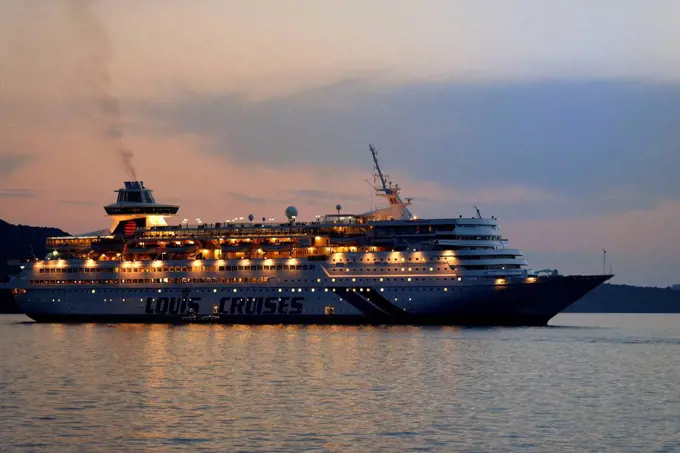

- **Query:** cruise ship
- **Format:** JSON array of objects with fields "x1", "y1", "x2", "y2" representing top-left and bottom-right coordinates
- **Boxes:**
[{"x1": 6, "y1": 146, "x2": 611, "y2": 325}]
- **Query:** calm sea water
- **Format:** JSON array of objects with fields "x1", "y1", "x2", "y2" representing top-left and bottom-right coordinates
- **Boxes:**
[{"x1": 1, "y1": 314, "x2": 679, "y2": 453}]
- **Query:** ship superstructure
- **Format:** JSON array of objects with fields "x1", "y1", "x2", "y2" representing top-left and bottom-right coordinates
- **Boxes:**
[{"x1": 7, "y1": 147, "x2": 611, "y2": 325}]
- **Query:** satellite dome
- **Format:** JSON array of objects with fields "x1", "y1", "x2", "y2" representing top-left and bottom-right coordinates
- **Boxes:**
[
  {"x1": 336, "y1": 204, "x2": 342, "y2": 213},
  {"x1": 285, "y1": 206, "x2": 298, "y2": 222},
  {"x1": 248, "y1": 214, "x2": 254, "y2": 222}
]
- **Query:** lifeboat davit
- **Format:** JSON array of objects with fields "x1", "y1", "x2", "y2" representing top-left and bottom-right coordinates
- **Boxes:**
[
  {"x1": 91, "y1": 239, "x2": 125, "y2": 254},
  {"x1": 164, "y1": 244, "x2": 200, "y2": 254},
  {"x1": 260, "y1": 242, "x2": 294, "y2": 252},
  {"x1": 221, "y1": 243, "x2": 253, "y2": 253}
]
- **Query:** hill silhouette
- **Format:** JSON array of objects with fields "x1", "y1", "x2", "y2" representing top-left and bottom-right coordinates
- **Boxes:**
[
  {"x1": 566, "y1": 283, "x2": 680, "y2": 313},
  {"x1": 0, "y1": 219, "x2": 69, "y2": 313}
]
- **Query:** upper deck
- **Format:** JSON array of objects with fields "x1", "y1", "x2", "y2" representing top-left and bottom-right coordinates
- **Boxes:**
[{"x1": 40, "y1": 146, "x2": 522, "y2": 274}]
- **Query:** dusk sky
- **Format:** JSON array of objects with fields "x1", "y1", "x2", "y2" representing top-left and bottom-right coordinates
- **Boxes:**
[{"x1": 1, "y1": 0, "x2": 679, "y2": 287}]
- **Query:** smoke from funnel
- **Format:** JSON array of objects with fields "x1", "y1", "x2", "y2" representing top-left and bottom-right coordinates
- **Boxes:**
[{"x1": 69, "y1": 0, "x2": 137, "y2": 180}]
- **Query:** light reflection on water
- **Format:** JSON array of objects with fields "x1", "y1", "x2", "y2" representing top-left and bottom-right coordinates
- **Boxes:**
[{"x1": 1, "y1": 314, "x2": 679, "y2": 452}]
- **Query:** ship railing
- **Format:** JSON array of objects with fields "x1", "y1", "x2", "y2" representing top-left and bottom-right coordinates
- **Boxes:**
[{"x1": 139, "y1": 227, "x2": 321, "y2": 240}]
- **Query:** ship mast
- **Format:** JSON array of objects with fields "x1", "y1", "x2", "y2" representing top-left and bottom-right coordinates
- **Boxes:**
[
  {"x1": 364, "y1": 144, "x2": 413, "y2": 221},
  {"x1": 369, "y1": 144, "x2": 389, "y2": 191}
]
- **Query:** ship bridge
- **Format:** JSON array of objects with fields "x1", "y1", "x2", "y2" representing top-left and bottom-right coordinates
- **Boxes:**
[
  {"x1": 104, "y1": 181, "x2": 179, "y2": 236},
  {"x1": 104, "y1": 181, "x2": 179, "y2": 216}
]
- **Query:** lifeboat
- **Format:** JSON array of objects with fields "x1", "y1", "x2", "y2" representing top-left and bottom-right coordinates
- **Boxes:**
[
  {"x1": 221, "y1": 243, "x2": 253, "y2": 253},
  {"x1": 260, "y1": 242, "x2": 294, "y2": 252},
  {"x1": 330, "y1": 236, "x2": 365, "y2": 245},
  {"x1": 126, "y1": 245, "x2": 158, "y2": 254},
  {"x1": 369, "y1": 238, "x2": 398, "y2": 247},
  {"x1": 91, "y1": 239, "x2": 125, "y2": 254},
  {"x1": 164, "y1": 244, "x2": 200, "y2": 254},
  {"x1": 53, "y1": 243, "x2": 90, "y2": 254}
]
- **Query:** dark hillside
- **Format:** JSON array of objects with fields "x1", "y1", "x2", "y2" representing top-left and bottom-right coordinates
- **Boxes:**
[
  {"x1": 566, "y1": 283, "x2": 680, "y2": 313},
  {"x1": 0, "y1": 219, "x2": 69, "y2": 313}
]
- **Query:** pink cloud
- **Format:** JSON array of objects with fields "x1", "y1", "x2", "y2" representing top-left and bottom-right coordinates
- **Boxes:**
[{"x1": 504, "y1": 199, "x2": 680, "y2": 254}]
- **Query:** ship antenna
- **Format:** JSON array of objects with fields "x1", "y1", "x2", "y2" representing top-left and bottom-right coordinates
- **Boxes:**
[{"x1": 369, "y1": 144, "x2": 389, "y2": 191}]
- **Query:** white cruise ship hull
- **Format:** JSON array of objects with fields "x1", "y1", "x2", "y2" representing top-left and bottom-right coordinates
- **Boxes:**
[{"x1": 13, "y1": 275, "x2": 610, "y2": 326}]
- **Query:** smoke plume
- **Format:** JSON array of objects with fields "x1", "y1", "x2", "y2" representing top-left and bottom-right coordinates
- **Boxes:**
[{"x1": 68, "y1": 0, "x2": 137, "y2": 180}]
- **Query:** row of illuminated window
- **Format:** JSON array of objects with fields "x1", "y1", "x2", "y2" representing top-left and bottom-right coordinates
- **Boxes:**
[
  {"x1": 38, "y1": 264, "x2": 318, "y2": 274},
  {"x1": 432, "y1": 235, "x2": 502, "y2": 241},
  {"x1": 28, "y1": 286, "x2": 461, "y2": 303},
  {"x1": 28, "y1": 274, "x2": 515, "y2": 287},
  {"x1": 453, "y1": 255, "x2": 521, "y2": 261},
  {"x1": 460, "y1": 265, "x2": 523, "y2": 270},
  {"x1": 39, "y1": 268, "x2": 110, "y2": 274},
  {"x1": 331, "y1": 267, "x2": 450, "y2": 273},
  {"x1": 22, "y1": 283, "x2": 483, "y2": 296},
  {"x1": 329, "y1": 254, "x2": 509, "y2": 264},
  {"x1": 29, "y1": 277, "x2": 271, "y2": 285},
  {"x1": 332, "y1": 257, "x2": 439, "y2": 263}
]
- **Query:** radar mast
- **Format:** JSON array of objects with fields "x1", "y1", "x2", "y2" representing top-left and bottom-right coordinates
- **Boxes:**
[
  {"x1": 362, "y1": 145, "x2": 413, "y2": 221},
  {"x1": 369, "y1": 144, "x2": 389, "y2": 191}
]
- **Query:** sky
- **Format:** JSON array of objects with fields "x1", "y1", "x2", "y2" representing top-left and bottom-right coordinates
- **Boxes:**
[{"x1": 0, "y1": 0, "x2": 679, "y2": 287}]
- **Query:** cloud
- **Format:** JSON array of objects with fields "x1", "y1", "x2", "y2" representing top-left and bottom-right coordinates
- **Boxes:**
[
  {"x1": 505, "y1": 198, "x2": 680, "y2": 254},
  {"x1": 505, "y1": 199, "x2": 680, "y2": 287},
  {"x1": 289, "y1": 189, "x2": 362, "y2": 204},
  {"x1": 139, "y1": 79, "x2": 680, "y2": 216},
  {"x1": 59, "y1": 200, "x2": 98, "y2": 206},
  {"x1": 0, "y1": 154, "x2": 32, "y2": 176},
  {"x1": 224, "y1": 192, "x2": 275, "y2": 206},
  {"x1": 4, "y1": 0, "x2": 680, "y2": 102},
  {"x1": 0, "y1": 188, "x2": 36, "y2": 198},
  {"x1": 413, "y1": 182, "x2": 557, "y2": 206},
  {"x1": 223, "y1": 189, "x2": 358, "y2": 208}
]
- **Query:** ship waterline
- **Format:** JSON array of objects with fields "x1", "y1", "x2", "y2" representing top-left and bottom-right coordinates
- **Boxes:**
[{"x1": 5, "y1": 146, "x2": 611, "y2": 325}]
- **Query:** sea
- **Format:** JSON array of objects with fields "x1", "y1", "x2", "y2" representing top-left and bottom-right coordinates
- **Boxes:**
[{"x1": 1, "y1": 314, "x2": 679, "y2": 452}]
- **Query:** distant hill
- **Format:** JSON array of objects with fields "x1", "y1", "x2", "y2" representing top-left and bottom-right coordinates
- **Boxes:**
[
  {"x1": 671, "y1": 284, "x2": 680, "y2": 291},
  {"x1": 566, "y1": 283, "x2": 680, "y2": 313},
  {"x1": 0, "y1": 219, "x2": 69, "y2": 313}
]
